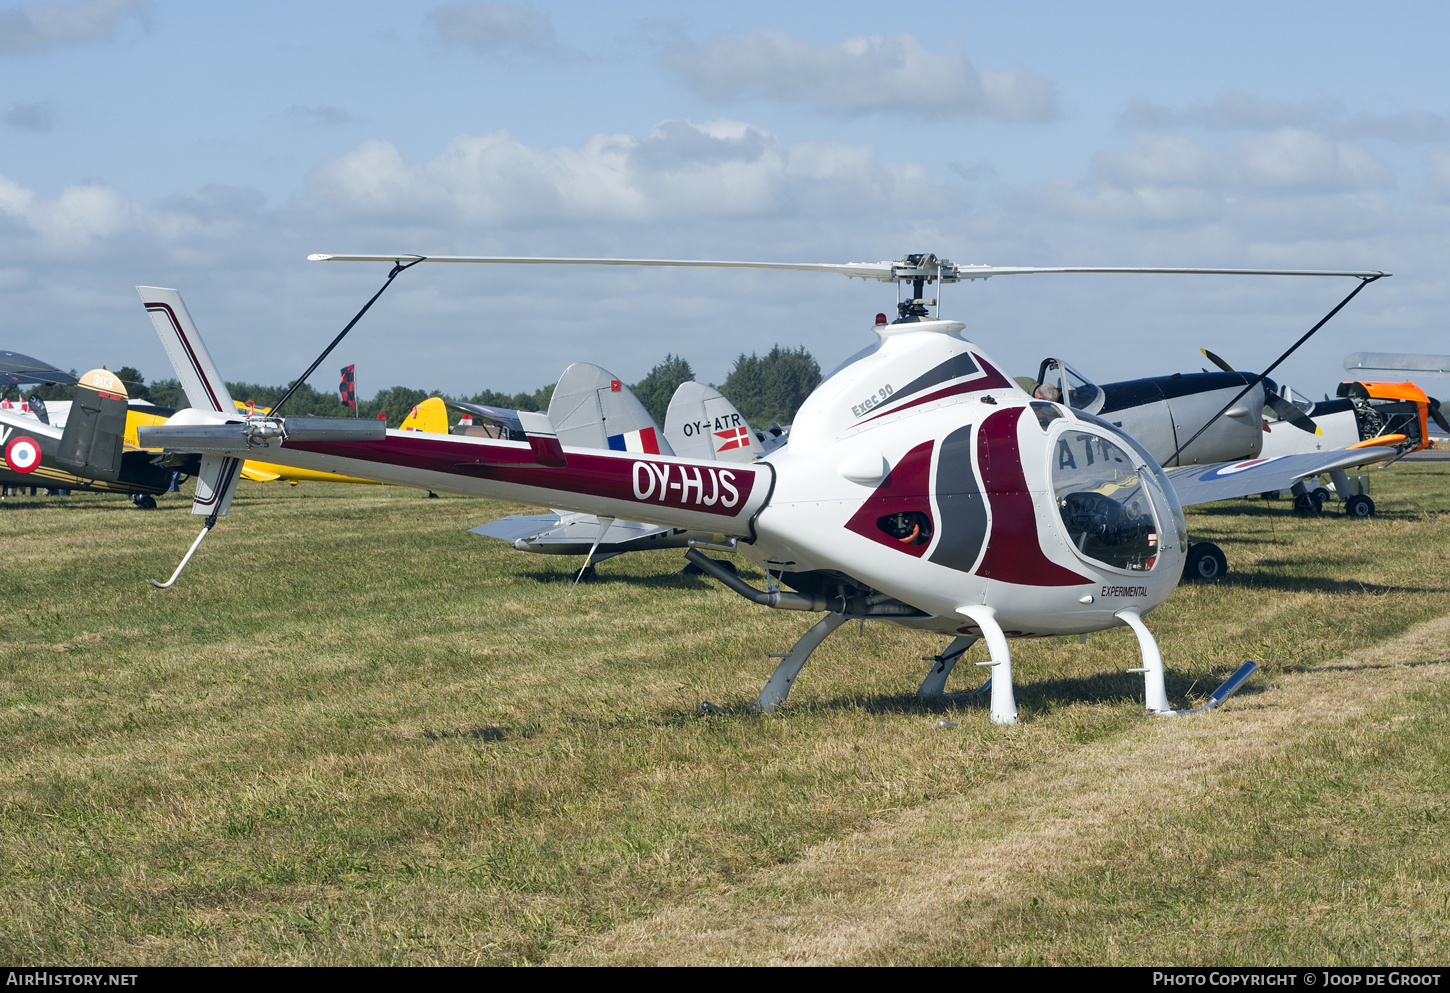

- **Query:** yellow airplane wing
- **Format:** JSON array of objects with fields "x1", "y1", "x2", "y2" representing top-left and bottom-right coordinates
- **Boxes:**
[{"x1": 132, "y1": 397, "x2": 452, "y2": 486}]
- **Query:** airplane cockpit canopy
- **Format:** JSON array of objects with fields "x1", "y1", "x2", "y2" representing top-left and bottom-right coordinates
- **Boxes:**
[
  {"x1": 1035, "y1": 358, "x2": 1105, "y2": 415},
  {"x1": 1278, "y1": 385, "x2": 1316, "y2": 415}
]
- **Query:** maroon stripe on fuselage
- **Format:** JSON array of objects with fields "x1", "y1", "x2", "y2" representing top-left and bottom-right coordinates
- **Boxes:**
[
  {"x1": 145, "y1": 302, "x2": 224, "y2": 412},
  {"x1": 842, "y1": 440, "x2": 935, "y2": 558},
  {"x1": 973, "y1": 406, "x2": 1090, "y2": 587},
  {"x1": 860, "y1": 353, "x2": 1018, "y2": 425},
  {"x1": 284, "y1": 434, "x2": 759, "y2": 517}
]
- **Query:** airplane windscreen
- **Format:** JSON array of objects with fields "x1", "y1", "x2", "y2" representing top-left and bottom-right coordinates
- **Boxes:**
[
  {"x1": 1038, "y1": 359, "x2": 1105, "y2": 414},
  {"x1": 1059, "y1": 365, "x2": 1104, "y2": 414}
]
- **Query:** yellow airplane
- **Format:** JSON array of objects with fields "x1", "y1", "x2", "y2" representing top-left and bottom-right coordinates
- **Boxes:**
[
  {"x1": 230, "y1": 397, "x2": 451, "y2": 484},
  {"x1": 123, "y1": 396, "x2": 453, "y2": 487}
]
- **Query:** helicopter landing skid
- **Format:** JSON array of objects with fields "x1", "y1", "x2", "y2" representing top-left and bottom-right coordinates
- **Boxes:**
[
  {"x1": 1117, "y1": 607, "x2": 1258, "y2": 715},
  {"x1": 756, "y1": 612, "x2": 850, "y2": 712},
  {"x1": 958, "y1": 605, "x2": 1019, "y2": 724},
  {"x1": 916, "y1": 635, "x2": 990, "y2": 699}
]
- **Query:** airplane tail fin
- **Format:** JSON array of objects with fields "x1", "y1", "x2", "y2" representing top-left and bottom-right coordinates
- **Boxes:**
[
  {"x1": 137, "y1": 287, "x2": 238, "y2": 414},
  {"x1": 664, "y1": 381, "x2": 766, "y2": 462},
  {"x1": 400, "y1": 396, "x2": 451, "y2": 434},
  {"x1": 547, "y1": 362, "x2": 674, "y2": 456},
  {"x1": 55, "y1": 369, "x2": 130, "y2": 480}
]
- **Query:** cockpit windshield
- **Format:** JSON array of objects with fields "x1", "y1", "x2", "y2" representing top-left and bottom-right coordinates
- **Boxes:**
[
  {"x1": 1050, "y1": 426, "x2": 1159, "y2": 571},
  {"x1": 1035, "y1": 358, "x2": 1105, "y2": 415},
  {"x1": 1280, "y1": 385, "x2": 1316, "y2": 415}
]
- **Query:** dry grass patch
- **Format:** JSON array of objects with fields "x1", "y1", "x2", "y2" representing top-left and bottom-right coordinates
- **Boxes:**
[{"x1": 1, "y1": 465, "x2": 1448, "y2": 964}]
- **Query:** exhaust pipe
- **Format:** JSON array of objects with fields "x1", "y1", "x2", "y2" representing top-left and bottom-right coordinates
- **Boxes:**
[{"x1": 684, "y1": 549, "x2": 921, "y2": 616}]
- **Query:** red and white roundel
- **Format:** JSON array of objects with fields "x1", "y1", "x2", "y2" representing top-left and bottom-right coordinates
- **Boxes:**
[{"x1": 5, "y1": 435, "x2": 41, "y2": 473}]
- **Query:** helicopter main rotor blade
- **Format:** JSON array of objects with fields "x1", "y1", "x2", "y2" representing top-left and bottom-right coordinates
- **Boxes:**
[
  {"x1": 310, "y1": 254, "x2": 905, "y2": 281},
  {"x1": 309, "y1": 254, "x2": 1390, "y2": 284},
  {"x1": 1167, "y1": 275, "x2": 1383, "y2": 464}
]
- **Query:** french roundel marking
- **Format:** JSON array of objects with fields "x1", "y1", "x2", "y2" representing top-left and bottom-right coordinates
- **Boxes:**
[{"x1": 5, "y1": 435, "x2": 41, "y2": 473}]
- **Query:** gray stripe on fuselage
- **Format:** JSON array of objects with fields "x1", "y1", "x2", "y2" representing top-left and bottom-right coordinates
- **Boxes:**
[{"x1": 928, "y1": 424, "x2": 988, "y2": 574}]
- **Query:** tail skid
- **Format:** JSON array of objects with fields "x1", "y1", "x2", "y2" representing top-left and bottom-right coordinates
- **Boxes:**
[{"x1": 149, "y1": 525, "x2": 213, "y2": 589}]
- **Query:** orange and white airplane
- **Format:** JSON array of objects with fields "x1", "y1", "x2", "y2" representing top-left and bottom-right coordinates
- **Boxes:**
[{"x1": 1258, "y1": 378, "x2": 1447, "y2": 516}]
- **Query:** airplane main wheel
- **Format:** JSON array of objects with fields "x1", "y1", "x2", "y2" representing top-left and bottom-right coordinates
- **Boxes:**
[
  {"x1": 1183, "y1": 542, "x2": 1228, "y2": 581},
  {"x1": 1344, "y1": 494, "x2": 1376, "y2": 518},
  {"x1": 132, "y1": 494, "x2": 157, "y2": 510},
  {"x1": 1293, "y1": 492, "x2": 1325, "y2": 515}
]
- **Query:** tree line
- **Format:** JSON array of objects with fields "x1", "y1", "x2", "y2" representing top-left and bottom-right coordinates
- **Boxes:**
[{"x1": 14, "y1": 347, "x2": 824, "y2": 429}]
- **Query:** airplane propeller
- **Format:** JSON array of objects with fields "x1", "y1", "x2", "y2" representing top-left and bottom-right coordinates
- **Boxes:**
[
  {"x1": 1200, "y1": 348, "x2": 1321, "y2": 434},
  {"x1": 1429, "y1": 399, "x2": 1450, "y2": 435}
]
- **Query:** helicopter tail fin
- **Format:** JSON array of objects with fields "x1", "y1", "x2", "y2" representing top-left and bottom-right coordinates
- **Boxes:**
[
  {"x1": 191, "y1": 453, "x2": 242, "y2": 518},
  {"x1": 135, "y1": 287, "x2": 244, "y2": 518},
  {"x1": 137, "y1": 287, "x2": 239, "y2": 415}
]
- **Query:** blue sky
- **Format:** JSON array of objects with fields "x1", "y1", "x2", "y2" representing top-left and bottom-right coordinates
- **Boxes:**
[{"x1": 2, "y1": 0, "x2": 1447, "y2": 401}]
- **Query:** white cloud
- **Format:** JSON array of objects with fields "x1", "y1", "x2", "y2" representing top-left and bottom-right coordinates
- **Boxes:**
[
  {"x1": 1092, "y1": 130, "x2": 1393, "y2": 198},
  {"x1": 304, "y1": 119, "x2": 951, "y2": 226},
  {"x1": 1121, "y1": 91, "x2": 1449, "y2": 144},
  {"x1": 0, "y1": 176, "x2": 146, "y2": 252},
  {"x1": 0, "y1": 172, "x2": 37, "y2": 217},
  {"x1": 425, "y1": 2, "x2": 562, "y2": 58},
  {"x1": 0, "y1": 171, "x2": 267, "y2": 259},
  {"x1": 0, "y1": 0, "x2": 146, "y2": 54},
  {"x1": 661, "y1": 30, "x2": 1056, "y2": 122},
  {"x1": 0, "y1": 115, "x2": 1437, "y2": 402},
  {"x1": 1229, "y1": 129, "x2": 1393, "y2": 192}
]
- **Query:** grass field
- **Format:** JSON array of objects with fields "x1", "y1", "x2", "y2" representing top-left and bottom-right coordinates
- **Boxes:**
[{"x1": 2, "y1": 463, "x2": 1448, "y2": 965}]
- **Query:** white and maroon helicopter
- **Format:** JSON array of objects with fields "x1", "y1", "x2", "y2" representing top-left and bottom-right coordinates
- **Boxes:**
[{"x1": 135, "y1": 254, "x2": 1395, "y2": 724}]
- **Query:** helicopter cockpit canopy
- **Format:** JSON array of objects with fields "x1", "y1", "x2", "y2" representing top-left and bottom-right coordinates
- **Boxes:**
[
  {"x1": 1035, "y1": 358, "x2": 1105, "y2": 416},
  {"x1": 1050, "y1": 425, "x2": 1160, "y2": 571}
]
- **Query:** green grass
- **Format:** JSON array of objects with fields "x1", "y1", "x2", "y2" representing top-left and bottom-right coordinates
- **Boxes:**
[{"x1": 1, "y1": 464, "x2": 1448, "y2": 965}]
